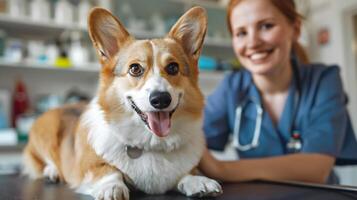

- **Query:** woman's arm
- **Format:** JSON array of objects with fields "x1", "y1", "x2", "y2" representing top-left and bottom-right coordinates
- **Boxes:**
[{"x1": 199, "y1": 148, "x2": 335, "y2": 184}]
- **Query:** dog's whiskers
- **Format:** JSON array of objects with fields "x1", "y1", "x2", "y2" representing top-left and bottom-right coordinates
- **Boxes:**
[{"x1": 126, "y1": 97, "x2": 149, "y2": 126}]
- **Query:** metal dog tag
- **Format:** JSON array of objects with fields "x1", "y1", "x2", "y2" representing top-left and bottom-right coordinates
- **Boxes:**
[{"x1": 125, "y1": 145, "x2": 143, "y2": 159}]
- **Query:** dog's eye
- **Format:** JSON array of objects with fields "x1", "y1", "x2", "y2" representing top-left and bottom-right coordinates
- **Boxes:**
[
  {"x1": 129, "y1": 63, "x2": 144, "y2": 77},
  {"x1": 165, "y1": 62, "x2": 179, "y2": 76}
]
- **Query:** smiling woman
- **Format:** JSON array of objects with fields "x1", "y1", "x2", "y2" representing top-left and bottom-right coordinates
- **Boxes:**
[
  {"x1": 227, "y1": 0, "x2": 309, "y2": 64},
  {"x1": 199, "y1": 0, "x2": 357, "y2": 185},
  {"x1": 229, "y1": 0, "x2": 301, "y2": 80}
]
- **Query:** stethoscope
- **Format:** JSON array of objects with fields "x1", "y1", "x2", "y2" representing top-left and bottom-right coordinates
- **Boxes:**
[
  {"x1": 233, "y1": 97, "x2": 263, "y2": 151},
  {"x1": 233, "y1": 57, "x2": 302, "y2": 153}
]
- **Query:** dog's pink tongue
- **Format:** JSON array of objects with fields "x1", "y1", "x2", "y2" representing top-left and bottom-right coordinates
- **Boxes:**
[{"x1": 147, "y1": 112, "x2": 171, "y2": 137}]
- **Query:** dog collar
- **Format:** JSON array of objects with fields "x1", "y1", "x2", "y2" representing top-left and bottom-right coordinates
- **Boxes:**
[{"x1": 125, "y1": 145, "x2": 143, "y2": 159}]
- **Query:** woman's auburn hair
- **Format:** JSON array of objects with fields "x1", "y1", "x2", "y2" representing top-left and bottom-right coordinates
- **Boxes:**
[{"x1": 226, "y1": 0, "x2": 309, "y2": 64}]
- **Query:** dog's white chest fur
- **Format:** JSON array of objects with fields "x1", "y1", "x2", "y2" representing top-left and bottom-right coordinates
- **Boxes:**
[
  {"x1": 82, "y1": 101, "x2": 205, "y2": 194},
  {"x1": 114, "y1": 143, "x2": 203, "y2": 194}
]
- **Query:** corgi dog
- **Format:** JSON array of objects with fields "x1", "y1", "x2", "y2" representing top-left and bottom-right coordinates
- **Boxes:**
[{"x1": 22, "y1": 6, "x2": 222, "y2": 200}]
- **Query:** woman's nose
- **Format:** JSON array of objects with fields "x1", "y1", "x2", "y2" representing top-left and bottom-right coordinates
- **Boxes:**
[{"x1": 246, "y1": 31, "x2": 262, "y2": 49}]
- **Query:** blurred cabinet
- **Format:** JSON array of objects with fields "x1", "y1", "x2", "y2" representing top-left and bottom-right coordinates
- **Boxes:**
[{"x1": 0, "y1": 0, "x2": 230, "y2": 115}]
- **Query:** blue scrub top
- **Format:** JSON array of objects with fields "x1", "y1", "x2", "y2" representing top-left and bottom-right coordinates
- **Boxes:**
[{"x1": 204, "y1": 63, "x2": 357, "y2": 165}]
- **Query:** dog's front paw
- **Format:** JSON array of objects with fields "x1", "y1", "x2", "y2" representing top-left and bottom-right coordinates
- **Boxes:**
[
  {"x1": 92, "y1": 181, "x2": 130, "y2": 200},
  {"x1": 43, "y1": 164, "x2": 59, "y2": 183},
  {"x1": 177, "y1": 175, "x2": 222, "y2": 197}
]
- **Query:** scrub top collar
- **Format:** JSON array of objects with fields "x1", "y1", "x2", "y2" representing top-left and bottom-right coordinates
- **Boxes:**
[
  {"x1": 241, "y1": 63, "x2": 302, "y2": 147},
  {"x1": 277, "y1": 78, "x2": 299, "y2": 142}
]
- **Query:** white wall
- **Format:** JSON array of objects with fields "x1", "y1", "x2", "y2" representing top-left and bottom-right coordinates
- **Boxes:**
[{"x1": 305, "y1": 0, "x2": 357, "y2": 186}]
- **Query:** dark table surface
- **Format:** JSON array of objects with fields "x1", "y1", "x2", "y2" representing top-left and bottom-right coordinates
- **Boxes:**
[{"x1": 0, "y1": 174, "x2": 357, "y2": 200}]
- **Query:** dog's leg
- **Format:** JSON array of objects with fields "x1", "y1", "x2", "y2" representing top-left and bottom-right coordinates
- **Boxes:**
[
  {"x1": 43, "y1": 159, "x2": 60, "y2": 183},
  {"x1": 29, "y1": 143, "x2": 62, "y2": 183},
  {"x1": 23, "y1": 142, "x2": 62, "y2": 182},
  {"x1": 22, "y1": 145, "x2": 45, "y2": 179},
  {"x1": 23, "y1": 144, "x2": 61, "y2": 183},
  {"x1": 76, "y1": 165, "x2": 129, "y2": 200},
  {"x1": 177, "y1": 174, "x2": 223, "y2": 197}
]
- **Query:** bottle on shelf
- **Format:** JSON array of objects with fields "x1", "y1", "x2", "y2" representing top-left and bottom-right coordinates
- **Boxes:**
[
  {"x1": 0, "y1": 104, "x2": 7, "y2": 129},
  {"x1": 45, "y1": 40, "x2": 59, "y2": 65},
  {"x1": 54, "y1": 36, "x2": 71, "y2": 68},
  {"x1": 26, "y1": 40, "x2": 46, "y2": 64},
  {"x1": 97, "y1": 0, "x2": 112, "y2": 11},
  {"x1": 54, "y1": 0, "x2": 74, "y2": 24},
  {"x1": 78, "y1": 0, "x2": 92, "y2": 28},
  {"x1": 55, "y1": 51, "x2": 71, "y2": 68},
  {"x1": 29, "y1": 0, "x2": 50, "y2": 22},
  {"x1": 68, "y1": 31, "x2": 89, "y2": 67},
  {"x1": 4, "y1": 39, "x2": 24, "y2": 63},
  {"x1": 8, "y1": 0, "x2": 25, "y2": 18},
  {"x1": 11, "y1": 78, "x2": 29, "y2": 128},
  {"x1": 0, "y1": 29, "x2": 6, "y2": 58},
  {"x1": 0, "y1": 0, "x2": 6, "y2": 13}
]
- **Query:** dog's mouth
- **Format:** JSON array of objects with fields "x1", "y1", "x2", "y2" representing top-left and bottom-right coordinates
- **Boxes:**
[{"x1": 127, "y1": 97, "x2": 180, "y2": 137}]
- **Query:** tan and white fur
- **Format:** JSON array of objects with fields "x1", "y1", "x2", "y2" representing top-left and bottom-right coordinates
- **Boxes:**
[{"x1": 22, "y1": 6, "x2": 222, "y2": 200}]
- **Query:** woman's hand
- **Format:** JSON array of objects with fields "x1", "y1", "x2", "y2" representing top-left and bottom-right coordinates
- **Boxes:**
[
  {"x1": 199, "y1": 148, "x2": 224, "y2": 180},
  {"x1": 200, "y1": 149, "x2": 335, "y2": 183}
]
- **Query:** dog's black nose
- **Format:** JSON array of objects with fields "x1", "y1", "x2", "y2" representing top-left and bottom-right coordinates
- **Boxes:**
[{"x1": 150, "y1": 91, "x2": 172, "y2": 109}]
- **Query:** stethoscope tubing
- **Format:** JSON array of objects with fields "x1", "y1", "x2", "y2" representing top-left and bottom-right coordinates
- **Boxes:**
[
  {"x1": 232, "y1": 56, "x2": 302, "y2": 152},
  {"x1": 233, "y1": 101, "x2": 264, "y2": 151}
]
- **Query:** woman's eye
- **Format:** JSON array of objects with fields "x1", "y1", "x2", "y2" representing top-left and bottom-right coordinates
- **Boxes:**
[
  {"x1": 165, "y1": 62, "x2": 179, "y2": 75},
  {"x1": 235, "y1": 31, "x2": 246, "y2": 38},
  {"x1": 128, "y1": 63, "x2": 144, "y2": 77},
  {"x1": 260, "y1": 23, "x2": 274, "y2": 30}
]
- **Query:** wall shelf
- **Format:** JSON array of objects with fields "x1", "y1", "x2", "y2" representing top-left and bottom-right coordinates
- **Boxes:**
[
  {"x1": 0, "y1": 60, "x2": 225, "y2": 77},
  {"x1": 0, "y1": 60, "x2": 100, "y2": 73},
  {"x1": 0, "y1": 13, "x2": 232, "y2": 49},
  {"x1": 0, "y1": 143, "x2": 25, "y2": 153},
  {"x1": 0, "y1": 14, "x2": 85, "y2": 40}
]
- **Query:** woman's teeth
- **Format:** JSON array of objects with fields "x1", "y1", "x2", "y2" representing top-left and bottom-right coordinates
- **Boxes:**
[{"x1": 250, "y1": 52, "x2": 269, "y2": 60}]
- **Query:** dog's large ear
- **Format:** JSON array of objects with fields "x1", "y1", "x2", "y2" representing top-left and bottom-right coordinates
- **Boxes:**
[
  {"x1": 168, "y1": 7, "x2": 207, "y2": 60},
  {"x1": 88, "y1": 7, "x2": 132, "y2": 63}
]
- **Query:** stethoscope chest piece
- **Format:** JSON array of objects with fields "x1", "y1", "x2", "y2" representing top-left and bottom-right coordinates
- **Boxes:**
[{"x1": 286, "y1": 132, "x2": 302, "y2": 153}]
